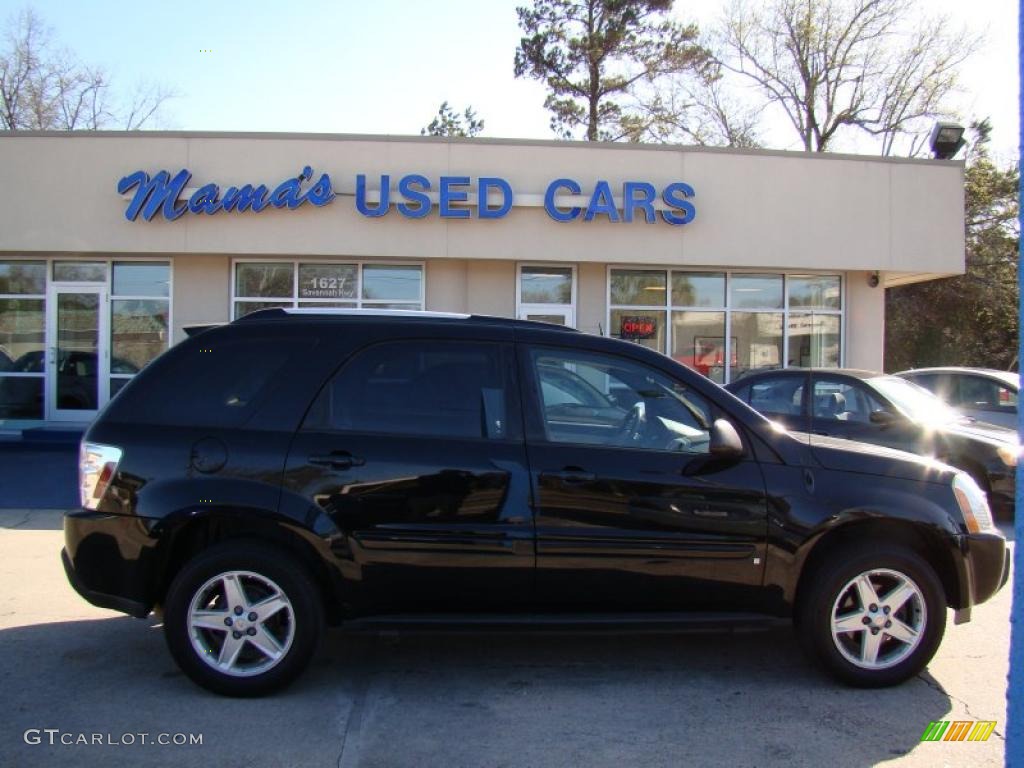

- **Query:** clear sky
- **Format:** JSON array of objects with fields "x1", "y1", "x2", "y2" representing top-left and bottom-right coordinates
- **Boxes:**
[{"x1": 13, "y1": 0, "x2": 1020, "y2": 162}]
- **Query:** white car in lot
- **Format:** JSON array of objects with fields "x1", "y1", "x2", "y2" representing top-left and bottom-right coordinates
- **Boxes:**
[{"x1": 896, "y1": 367, "x2": 1019, "y2": 430}]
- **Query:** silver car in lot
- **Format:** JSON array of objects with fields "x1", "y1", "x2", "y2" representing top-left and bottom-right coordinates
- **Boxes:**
[{"x1": 896, "y1": 368, "x2": 1019, "y2": 430}]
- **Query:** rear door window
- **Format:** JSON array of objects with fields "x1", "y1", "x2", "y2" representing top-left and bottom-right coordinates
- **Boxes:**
[{"x1": 305, "y1": 340, "x2": 518, "y2": 440}]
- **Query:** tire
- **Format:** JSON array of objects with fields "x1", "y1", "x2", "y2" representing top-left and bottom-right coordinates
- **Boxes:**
[
  {"x1": 796, "y1": 544, "x2": 946, "y2": 687},
  {"x1": 163, "y1": 540, "x2": 324, "y2": 697}
]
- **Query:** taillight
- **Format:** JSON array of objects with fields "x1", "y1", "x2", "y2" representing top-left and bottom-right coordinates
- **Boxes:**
[{"x1": 79, "y1": 441, "x2": 123, "y2": 510}]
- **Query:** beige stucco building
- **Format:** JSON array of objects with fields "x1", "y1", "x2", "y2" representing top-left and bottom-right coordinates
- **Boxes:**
[{"x1": 0, "y1": 131, "x2": 964, "y2": 427}]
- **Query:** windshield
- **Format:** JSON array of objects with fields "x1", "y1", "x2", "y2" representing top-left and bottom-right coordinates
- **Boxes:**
[{"x1": 870, "y1": 376, "x2": 962, "y2": 424}]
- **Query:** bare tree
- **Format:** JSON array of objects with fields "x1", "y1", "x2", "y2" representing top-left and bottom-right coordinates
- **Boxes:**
[
  {"x1": 626, "y1": 64, "x2": 763, "y2": 147},
  {"x1": 0, "y1": 8, "x2": 175, "y2": 131},
  {"x1": 713, "y1": 0, "x2": 978, "y2": 154}
]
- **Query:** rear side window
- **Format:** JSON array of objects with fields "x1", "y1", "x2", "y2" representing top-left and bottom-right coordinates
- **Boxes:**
[
  {"x1": 957, "y1": 375, "x2": 1018, "y2": 412},
  {"x1": 305, "y1": 340, "x2": 516, "y2": 440},
  {"x1": 740, "y1": 377, "x2": 805, "y2": 417},
  {"x1": 105, "y1": 335, "x2": 313, "y2": 428}
]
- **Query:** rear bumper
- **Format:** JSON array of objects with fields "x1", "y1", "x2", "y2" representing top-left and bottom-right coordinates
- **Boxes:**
[
  {"x1": 950, "y1": 531, "x2": 1009, "y2": 624},
  {"x1": 62, "y1": 509, "x2": 159, "y2": 618},
  {"x1": 62, "y1": 548, "x2": 149, "y2": 618}
]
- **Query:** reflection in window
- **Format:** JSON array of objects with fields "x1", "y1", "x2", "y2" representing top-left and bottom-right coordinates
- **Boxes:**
[
  {"x1": 671, "y1": 272, "x2": 724, "y2": 308},
  {"x1": 520, "y1": 266, "x2": 572, "y2": 304},
  {"x1": 608, "y1": 269, "x2": 842, "y2": 384},
  {"x1": 113, "y1": 263, "x2": 170, "y2": 297},
  {"x1": 298, "y1": 264, "x2": 357, "y2": 301},
  {"x1": 362, "y1": 265, "x2": 422, "y2": 302},
  {"x1": 610, "y1": 269, "x2": 667, "y2": 306},
  {"x1": 787, "y1": 314, "x2": 840, "y2": 368},
  {"x1": 112, "y1": 299, "x2": 169, "y2": 373},
  {"x1": 0, "y1": 261, "x2": 46, "y2": 294},
  {"x1": 53, "y1": 262, "x2": 107, "y2": 283},
  {"x1": 731, "y1": 312, "x2": 783, "y2": 381},
  {"x1": 235, "y1": 262, "x2": 293, "y2": 298},
  {"x1": 730, "y1": 274, "x2": 783, "y2": 309},
  {"x1": 234, "y1": 262, "x2": 423, "y2": 317},
  {"x1": 789, "y1": 275, "x2": 841, "y2": 309},
  {"x1": 671, "y1": 311, "x2": 726, "y2": 384}
]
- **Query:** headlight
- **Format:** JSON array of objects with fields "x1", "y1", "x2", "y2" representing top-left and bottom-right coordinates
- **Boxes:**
[
  {"x1": 952, "y1": 473, "x2": 995, "y2": 534},
  {"x1": 996, "y1": 444, "x2": 1019, "y2": 468},
  {"x1": 79, "y1": 441, "x2": 123, "y2": 511}
]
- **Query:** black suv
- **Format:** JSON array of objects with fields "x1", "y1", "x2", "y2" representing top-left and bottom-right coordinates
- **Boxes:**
[{"x1": 63, "y1": 310, "x2": 1008, "y2": 696}]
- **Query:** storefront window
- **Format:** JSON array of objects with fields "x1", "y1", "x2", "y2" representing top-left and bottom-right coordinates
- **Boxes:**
[
  {"x1": 609, "y1": 269, "x2": 842, "y2": 383},
  {"x1": 671, "y1": 272, "x2": 725, "y2": 308},
  {"x1": 731, "y1": 311, "x2": 784, "y2": 381},
  {"x1": 233, "y1": 261, "x2": 423, "y2": 318},
  {"x1": 672, "y1": 311, "x2": 727, "y2": 384},
  {"x1": 113, "y1": 263, "x2": 170, "y2": 297},
  {"x1": 0, "y1": 261, "x2": 46, "y2": 419},
  {"x1": 610, "y1": 308, "x2": 666, "y2": 353},
  {"x1": 520, "y1": 266, "x2": 572, "y2": 304},
  {"x1": 610, "y1": 269, "x2": 667, "y2": 306},
  {"x1": 362, "y1": 265, "x2": 422, "y2": 302},
  {"x1": 298, "y1": 264, "x2": 357, "y2": 300},
  {"x1": 236, "y1": 262, "x2": 293, "y2": 298},
  {"x1": 788, "y1": 275, "x2": 841, "y2": 309},
  {"x1": 730, "y1": 274, "x2": 783, "y2": 309},
  {"x1": 53, "y1": 262, "x2": 107, "y2": 283},
  {"x1": 787, "y1": 313, "x2": 841, "y2": 368},
  {"x1": 110, "y1": 262, "x2": 170, "y2": 396},
  {"x1": 0, "y1": 262, "x2": 45, "y2": 294}
]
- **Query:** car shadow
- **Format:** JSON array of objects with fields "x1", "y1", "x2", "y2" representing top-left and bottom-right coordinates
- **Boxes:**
[{"x1": 0, "y1": 615, "x2": 953, "y2": 767}]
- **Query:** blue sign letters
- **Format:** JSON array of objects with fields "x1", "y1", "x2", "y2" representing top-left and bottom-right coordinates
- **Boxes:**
[
  {"x1": 118, "y1": 166, "x2": 335, "y2": 221},
  {"x1": 118, "y1": 167, "x2": 696, "y2": 225}
]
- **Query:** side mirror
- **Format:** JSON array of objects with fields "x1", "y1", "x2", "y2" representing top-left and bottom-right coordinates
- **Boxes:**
[
  {"x1": 869, "y1": 409, "x2": 898, "y2": 426},
  {"x1": 709, "y1": 419, "x2": 744, "y2": 458}
]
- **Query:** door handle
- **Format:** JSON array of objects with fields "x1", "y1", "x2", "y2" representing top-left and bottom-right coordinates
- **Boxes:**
[
  {"x1": 309, "y1": 452, "x2": 365, "y2": 470},
  {"x1": 543, "y1": 467, "x2": 596, "y2": 484}
]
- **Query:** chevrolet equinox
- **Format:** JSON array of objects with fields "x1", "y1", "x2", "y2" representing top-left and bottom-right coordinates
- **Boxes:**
[{"x1": 62, "y1": 310, "x2": 1009, "y2": 696}]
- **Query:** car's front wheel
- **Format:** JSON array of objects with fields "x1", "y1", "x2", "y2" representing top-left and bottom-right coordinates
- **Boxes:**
[
  {"x1": 163, "y1": 540, "x2": 324, "y2": 697},
  {"x1": 797, "y1": 544, "x2": 946, "y2": 687}
]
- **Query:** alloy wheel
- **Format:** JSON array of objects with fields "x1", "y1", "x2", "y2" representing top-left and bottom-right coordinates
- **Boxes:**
[
  {"x1": 187, "y1": 570, "x2": 296, "y2": 678},
  {"x1": 829, "y1": 568, "x2": 926, "y2": 670}
]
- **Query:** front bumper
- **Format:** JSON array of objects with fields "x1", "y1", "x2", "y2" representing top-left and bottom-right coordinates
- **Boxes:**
[
  {"x1": 62, "y1": 509, "x2": 159, "y2": 618},
  {"x1": 951, "y1": 531, "x2": 1009, "y2": 624}
]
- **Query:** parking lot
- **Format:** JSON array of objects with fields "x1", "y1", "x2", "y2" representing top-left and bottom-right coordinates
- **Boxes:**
[{"x1": 0, "y1": 508, "x2": 1011, "y2": 768}]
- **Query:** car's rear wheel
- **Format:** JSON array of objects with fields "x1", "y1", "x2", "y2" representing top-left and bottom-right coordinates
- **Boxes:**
[
  {"x1": 163, "y1": 540, "x2": 323, "y2": 697},
  {"x1": 797, "y1": 544, "x2": 946, "y2": 687}
]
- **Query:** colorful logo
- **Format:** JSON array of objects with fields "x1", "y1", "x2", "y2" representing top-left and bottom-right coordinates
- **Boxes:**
[{"x1": 920, "y1": 720, "x2": 998, "y2": 742}]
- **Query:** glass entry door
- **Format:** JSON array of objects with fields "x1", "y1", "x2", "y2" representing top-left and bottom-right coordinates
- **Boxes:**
[{"x1": 47, "y1": 287, "x2": 108, "y2": 421}]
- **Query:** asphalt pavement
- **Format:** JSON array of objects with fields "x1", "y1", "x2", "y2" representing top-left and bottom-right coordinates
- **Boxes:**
[{"x1": 0, "y1": 509, "x2": 1013, "y2": 767}]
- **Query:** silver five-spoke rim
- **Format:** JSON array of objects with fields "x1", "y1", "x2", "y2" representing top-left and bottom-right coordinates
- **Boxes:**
[
  {"x1": 187, "y1": 570, "x2": 296, "y2": 678},
  {"x1": 830, "y1": 568, "x2": 926, "y2": 670}
]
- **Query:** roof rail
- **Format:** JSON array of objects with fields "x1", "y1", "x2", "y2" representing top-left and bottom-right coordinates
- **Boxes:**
[{"x1": 231, "y1": 306, "x2": 578, "y2": 331}]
